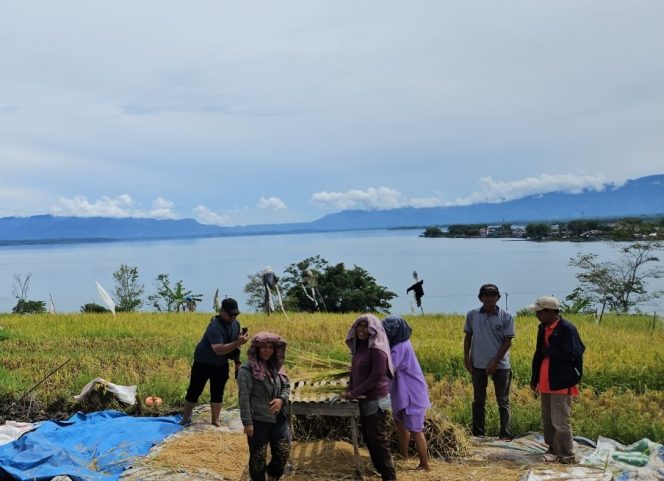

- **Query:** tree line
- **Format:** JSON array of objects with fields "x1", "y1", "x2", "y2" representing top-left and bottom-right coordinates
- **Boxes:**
[
  {"x1": 8, "y1": 256, "x2": 397, "y2": 315},
  {"x1": 422, "y1": 216, "x2": 664, "y2": 241}
]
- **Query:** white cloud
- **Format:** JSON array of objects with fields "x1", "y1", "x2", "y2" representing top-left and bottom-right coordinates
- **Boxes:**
[
  {"x1": 193, "y1": 205, "x2": 230, "y2": 226},
  {"x1": 451, "y1": 174, "x2": 614, "y2": 206},
  {"x1": 311, "y1": 174, "x2": 616, "y2": 211},
  {"x1": 257, "y1": 196, "x2": 287, "y2": 211},
  {"x1": 311, "y1": 187, "x2": 409, "y2": 210},
  {"x1": 149, "y1": 197, "x2": 177, "y2": 219},
  {"x1": 52, "y1": 194, "x2": 140, "y2": 217},
  {"x1": 51, "y1": 194, "x2": 179, "y2": 218}
]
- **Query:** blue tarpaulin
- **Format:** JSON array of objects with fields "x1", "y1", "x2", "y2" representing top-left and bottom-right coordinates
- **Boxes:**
[{"x1": 0, "y1": 410, "x2": 182, "y2": 481}]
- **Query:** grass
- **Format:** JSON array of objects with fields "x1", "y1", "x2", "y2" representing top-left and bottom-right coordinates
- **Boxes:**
[{"x1": 0, "y1": 311, "x2": 662, "y2": 443}]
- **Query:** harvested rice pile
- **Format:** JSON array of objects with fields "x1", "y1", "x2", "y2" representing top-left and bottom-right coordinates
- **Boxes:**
[
  {"x1": 146, "y1": 431, "x2": 249, "y2": 480},
  {"x1": 143, "y1": 430, "x2": 522, "y2": 481}
]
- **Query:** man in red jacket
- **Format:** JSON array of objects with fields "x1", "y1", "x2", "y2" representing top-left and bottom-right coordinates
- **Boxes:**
[{"x1": 529, "y1": 295, "x2": 585, "y2": 464}]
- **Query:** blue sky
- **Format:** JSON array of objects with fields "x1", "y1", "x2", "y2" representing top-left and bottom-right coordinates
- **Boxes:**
[{"x1": 1, "y1": 1, "x2": 662, "y2": 226}]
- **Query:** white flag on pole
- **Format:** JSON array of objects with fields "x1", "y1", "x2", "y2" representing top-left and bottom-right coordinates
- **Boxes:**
[
  {"x1": 96, "y1": 281, "x2": 116, "y2": 316},
  {"x1": 48, "y1": 293, "x2": 56, "y2": 315}
]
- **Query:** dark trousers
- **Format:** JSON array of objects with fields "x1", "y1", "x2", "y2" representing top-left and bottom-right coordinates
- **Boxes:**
[
  {"x1": 185, "y1": 360, "x2": 229, "y2": 403},
  {"x1": 247, "y1": 415, "x2": 291, "y2": 481},
  {"x1": 471, "y1": 368, "x2": 512, "y2": 439},
  {"x1": 360, "y1": 410, "x2": 396, "y2": 481}
]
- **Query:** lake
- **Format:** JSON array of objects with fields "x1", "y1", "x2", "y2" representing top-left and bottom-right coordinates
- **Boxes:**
[{"x1": 1, "y1": 230, "x2": 662, "y2": 315}]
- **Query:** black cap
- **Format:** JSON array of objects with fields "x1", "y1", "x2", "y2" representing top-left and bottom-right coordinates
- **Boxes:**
[
  {"x1": 221, "y1": 297, "x2": 240, "y2": 316},
  {"x1": 478, "y1": 283, "x2": 500, "y2": 297}
]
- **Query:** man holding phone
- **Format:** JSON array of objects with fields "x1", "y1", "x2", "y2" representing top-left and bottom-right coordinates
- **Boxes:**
[{"x1": 181, "y1": 297, "x2": 250, "y2": 426}]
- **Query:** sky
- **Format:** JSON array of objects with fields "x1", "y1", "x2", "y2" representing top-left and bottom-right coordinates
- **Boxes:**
[{"x1": 1, "y1": 1, "x2": 663, "y2": 226}]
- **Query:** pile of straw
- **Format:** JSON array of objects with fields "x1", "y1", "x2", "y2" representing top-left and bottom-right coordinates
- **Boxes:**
[
  {"x1": 413, "y1": 411, "x2": 472, "y2": 459},
  {"x1": 145, "y1": 430, "x2": 248, "y2": 480},
  {"x1": 138, "y1": 429, "x2": 522, "y2": 481}
]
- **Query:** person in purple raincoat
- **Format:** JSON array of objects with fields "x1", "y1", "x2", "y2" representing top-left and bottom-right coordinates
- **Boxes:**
[{"x1": 382, "y1": 315, "x2": 431, "y2": 471}]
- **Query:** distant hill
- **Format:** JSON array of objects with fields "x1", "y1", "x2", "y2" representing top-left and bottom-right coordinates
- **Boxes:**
[
  {"x1": 309, "y1": 174, "x2": 664, "y2": 229},
  {"x1": 0, "y1": 174, "x2": 662, "y2": 243}
]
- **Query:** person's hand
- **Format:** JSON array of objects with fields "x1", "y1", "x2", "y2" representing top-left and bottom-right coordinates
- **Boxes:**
[
  {"x1": 341, "y1": 391, "x2": 352, "y2": 400},
  {"x1": 486, "y1": 359, "x2": 498, "y2": 376},
  {"x1": 237, "y1": 332, "x2": 249, "y2": 345},
  {"x1": 244, "y1": 425, "x2": 254, "y2": 437},
  {"x1": 268, "y1": 398, "x2": 284, "y2": 415},
  {"x1": 464, "y1": 357, "x2": 473, "y2": 374}
]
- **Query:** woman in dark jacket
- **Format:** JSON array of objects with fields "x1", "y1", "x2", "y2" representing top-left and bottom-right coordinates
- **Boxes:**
[
  {"x1": 343, "y1": 314, "x2": 396, "y2": 481},
  {"x1": 238, "y1": 332, "x2": 290, "y2": 481}
]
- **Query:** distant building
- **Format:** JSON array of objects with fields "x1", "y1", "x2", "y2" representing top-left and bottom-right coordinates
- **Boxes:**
[
  {"x1": 580, "y1": 230, "x2": 604, "y2": 239},
  {"x1": 511, "y1": 225, "x2": 526, "y2": 238}
]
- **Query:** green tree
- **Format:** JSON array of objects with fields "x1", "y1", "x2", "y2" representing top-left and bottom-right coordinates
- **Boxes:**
[
  {"x1": 244, "y1": 271, "x2": 267, "y2": 312},
  {"x1": 447, "y1": 224, "x2": 485, "y2": 237},
  {"x1": 611, "y1": 218, "x2": 648, "y2": 241},
  {"x1": 10, "y1": 273, "x2": 46, "y2": 314},
  {"x1": 281, "y1": 256, "x2": 396, "y2": 313},
  {"x1": 560, "y1": 287, "x2": 594, "y2": 314},
  {"x1": 112, "y1": 264, "x2": 144, "y2": 312},
  {"x1": 422, "y1": 226, "x2": 444, "y2": 238},
  {"x1": 81, "y1": 302, "x2": 111, "y2": 313},
  {"x1": 569, "y1": 242, "x2": 664, "y2": 312},
  {"x1": 526, "y1": 223, "x2": 551, "y2": 240},
  {"x1": 12, "y1": 299, "x2": 46, "y2": 314},
  {"x1": 148, "y1": 273, "x2": 202, "y2": 312}
]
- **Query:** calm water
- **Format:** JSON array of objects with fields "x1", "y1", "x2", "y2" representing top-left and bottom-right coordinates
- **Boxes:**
[{"x1": 1, "y1": 230, "x2": 662, "y2": 315}]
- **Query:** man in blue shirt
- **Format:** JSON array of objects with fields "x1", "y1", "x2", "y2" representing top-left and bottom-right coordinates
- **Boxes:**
[{"x1": 463, "y1": 284, "x2": 515, "y2": 440}]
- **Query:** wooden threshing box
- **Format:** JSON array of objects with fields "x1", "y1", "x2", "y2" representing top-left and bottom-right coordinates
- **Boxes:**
[{"x1": 286, "y1": 379, "x2": 363, "y2": 479}]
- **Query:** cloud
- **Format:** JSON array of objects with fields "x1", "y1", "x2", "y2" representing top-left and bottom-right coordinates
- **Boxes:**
[
  {"x1": 149, "y1": 197, "x2": 177, "y2": 219},
  {"x1": 451, "y1": 174, "x2": 614, "y2": 206},
  {"x1": 51, "y1": 194, "x2": 179, "y2": 218},
  {"x1": 311, "y1": 187, "x2": 409, "y2": 210},
  {"x1": 257, "y1": 196, "x2": 287, "y2": 211},
  {"x1": 311, "y1": 174, "x2": 616, "y2": 211},
  {"x1": 193, "y1": 205, "x2": 230, "y2": 226},
  {"x1": 311, "y1": 187, "x2": 448, "y2": 210},
  {"x1": 52, "y1": 194, "x2": 139, "y2": 217}
]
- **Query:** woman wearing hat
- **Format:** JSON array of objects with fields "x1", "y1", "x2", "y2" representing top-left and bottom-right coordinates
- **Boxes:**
[
  {"x1": 343, "y1": 314, "x2": 396, "y2": 481},
  {"x1": 181, "y1": 297, "x2": 249, "y2": 426},
  {"x1": 238, "y1": 332, "x2": 291, "y2": 481}
]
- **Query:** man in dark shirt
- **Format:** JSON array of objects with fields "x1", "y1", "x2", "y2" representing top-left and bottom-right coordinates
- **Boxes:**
[
  {"x1": 529, "y1": 295, "x2": 585, "y2": 464},
  {"x1": 181, "y1": 297, "x2": 249, "y2": 426}
]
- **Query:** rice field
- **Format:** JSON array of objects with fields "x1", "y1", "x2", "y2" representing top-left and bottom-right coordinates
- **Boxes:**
[{"x1": 0, "y1": 311, "x2": 662, "y2": 444}]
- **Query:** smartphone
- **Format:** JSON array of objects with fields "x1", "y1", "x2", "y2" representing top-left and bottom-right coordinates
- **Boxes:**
[{"x1": 241, "y1": 327, "x2": 248, "y2": 335}]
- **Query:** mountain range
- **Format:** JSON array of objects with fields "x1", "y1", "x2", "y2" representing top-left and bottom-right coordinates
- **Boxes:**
[{"x1": 1, "y1": 174, "x2": 662, "y2": 243}]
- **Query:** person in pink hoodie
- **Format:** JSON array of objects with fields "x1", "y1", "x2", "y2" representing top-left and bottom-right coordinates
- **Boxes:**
[
  {"x1": 382, "y1": 315, "x2": 431, "y2": 471},
  {"x1": 343, "y1": 314, "x2": 396, "y2": 481}
]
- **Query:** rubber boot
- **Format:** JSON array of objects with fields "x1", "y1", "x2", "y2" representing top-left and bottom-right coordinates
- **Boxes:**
[
  {"x1": 180, "y1": 400, "x2": 195, "y2": 425},
  {"x1": 211, "y1": 402, "x2": 223, "y2": 427}
]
